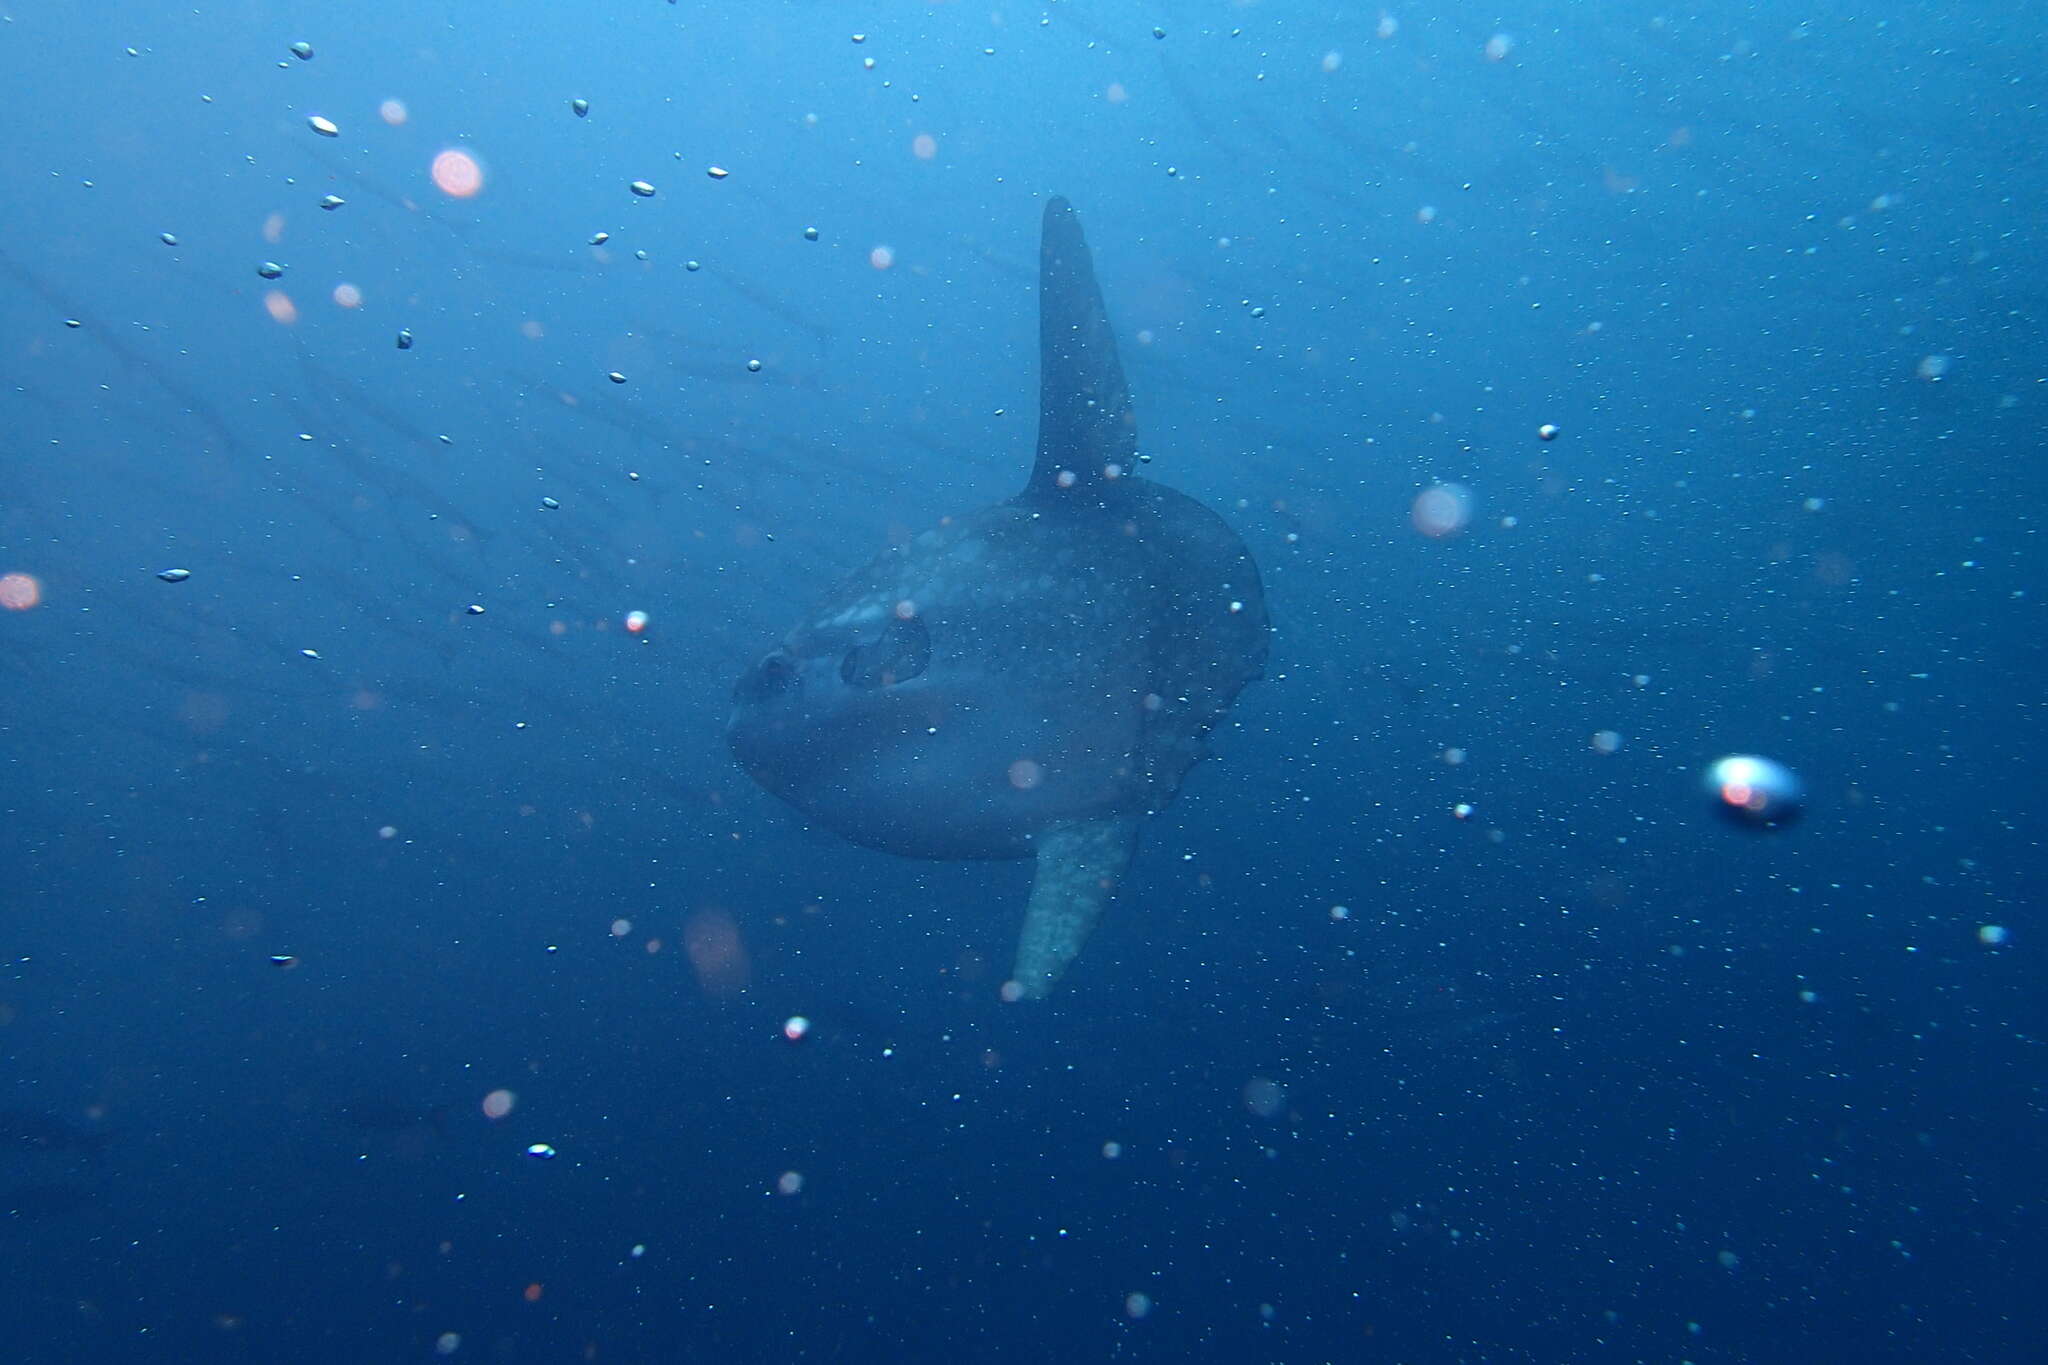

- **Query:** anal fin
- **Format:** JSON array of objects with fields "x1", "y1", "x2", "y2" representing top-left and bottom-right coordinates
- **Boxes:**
[{"x1": 1009, "y1": 815, "x2": 1141, "y2": 1000}]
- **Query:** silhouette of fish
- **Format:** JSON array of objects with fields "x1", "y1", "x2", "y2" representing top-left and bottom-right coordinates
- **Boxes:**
[{"x1": 729, "y1": 198, "x2": 1267, "y2": 997}]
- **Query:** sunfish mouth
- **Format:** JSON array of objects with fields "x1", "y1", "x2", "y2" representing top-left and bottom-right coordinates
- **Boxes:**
[{"x1": 732, "y1": 649, "x2": 800, "y2": 708}]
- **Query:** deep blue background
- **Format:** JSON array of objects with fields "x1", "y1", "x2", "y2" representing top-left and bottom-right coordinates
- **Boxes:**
[{"x1": 1, "y1": 3, "x2": 2041, "y2": 1362}]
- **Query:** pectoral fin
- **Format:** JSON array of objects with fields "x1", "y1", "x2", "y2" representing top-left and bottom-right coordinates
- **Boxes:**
[{"x1": 1009, "y1": 815, "x2": 1141, "y2": 1000}]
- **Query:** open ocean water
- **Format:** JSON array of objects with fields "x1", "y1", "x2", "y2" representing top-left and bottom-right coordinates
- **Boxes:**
[{"x1": 0, "y1": 3, "x2": 2040, "y2": 1362}]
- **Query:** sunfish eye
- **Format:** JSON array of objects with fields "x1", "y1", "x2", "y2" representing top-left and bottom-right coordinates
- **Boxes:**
[{"x1": 840, "y1": 613, "x2": 931, "y2": 688}]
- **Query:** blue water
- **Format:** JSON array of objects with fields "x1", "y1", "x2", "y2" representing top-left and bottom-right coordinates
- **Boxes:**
[{"x1": 2, "y1": 4, "x2": 2040, "y2": 1361}]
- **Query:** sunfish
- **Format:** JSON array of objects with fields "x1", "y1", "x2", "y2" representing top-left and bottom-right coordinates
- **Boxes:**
[{"x1": 729, "y1": 197, "x2": 1266, "y2": 998}]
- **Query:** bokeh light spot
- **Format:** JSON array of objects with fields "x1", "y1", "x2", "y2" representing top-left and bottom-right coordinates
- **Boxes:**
[
  {"x1": 683, "y1": 908, "x2": 751, "y2": 996},
  {"x1": 1411, "y1": 483, "x2": 1472, "y2": 537},
  {"x1": 431, "y1": 148, "x2": 484, "y2": 199},
  {"x1": 0, "y1": 573, "x2": 43, "y2": 611},
  {"x1": 1243, "y1": 1076, "x2": 1287, "y2": 1117}
]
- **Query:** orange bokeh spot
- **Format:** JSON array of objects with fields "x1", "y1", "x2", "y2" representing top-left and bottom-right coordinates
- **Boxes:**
[
  {"x1": 523, "y1": 1282, "x2": 543, "y2": 1303},
  {"x1": 264, "y1": 290, "x2": 299, "y2": 325},
  {"x1": 1722, "y1": 782, "x2": 1761, "y2": 810},
  {"x1": 432, "y1": 148, "x2": 484, "y2": 199},
  {"x1": 0, "y1": 573, "x2": 42, "y2": 610}
]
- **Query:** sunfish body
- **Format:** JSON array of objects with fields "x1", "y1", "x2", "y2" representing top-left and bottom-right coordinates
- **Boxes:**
[{"x1": 729, "y1": 198, "x2": 1266, "y2": 997}]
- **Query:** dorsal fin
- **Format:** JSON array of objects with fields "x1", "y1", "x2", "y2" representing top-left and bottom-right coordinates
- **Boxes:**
[{"x1": 1029, "y1": 197, "x2": 1135, "y2": 500}]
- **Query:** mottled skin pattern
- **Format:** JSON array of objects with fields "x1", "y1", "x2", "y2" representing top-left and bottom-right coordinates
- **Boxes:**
[{"x1": 730, "y1": 478, "x2": 1258, "y2": 862}]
